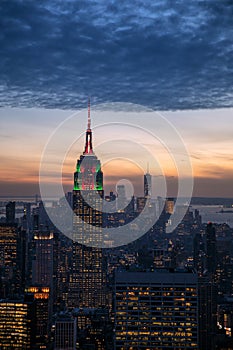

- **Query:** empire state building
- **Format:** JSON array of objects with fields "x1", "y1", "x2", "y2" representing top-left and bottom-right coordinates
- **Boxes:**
[{"x1": 69, "y1": 101, "x2": 106, "y2": 309}]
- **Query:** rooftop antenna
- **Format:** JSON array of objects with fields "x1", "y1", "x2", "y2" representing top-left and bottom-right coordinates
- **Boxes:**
[{"x1": 87, "y1": 97, "x2": 91, "y2": 130}]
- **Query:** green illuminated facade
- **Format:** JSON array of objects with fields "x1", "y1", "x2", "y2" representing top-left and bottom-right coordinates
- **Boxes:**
[{"x1": 73, "y1": 154, "x2": 103, "y2": 191}]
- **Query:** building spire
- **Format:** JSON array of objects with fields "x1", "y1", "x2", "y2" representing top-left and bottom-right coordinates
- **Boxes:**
[
  {"x1": 87, "y1": 97, "x2": 91, "y2": 130},
  {"x1": 84, "y1": 97, "x2": 93, "y2": 154}
]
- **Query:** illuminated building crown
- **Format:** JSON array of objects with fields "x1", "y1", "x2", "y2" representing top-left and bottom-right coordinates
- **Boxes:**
[{"x1": 73, "y1": 99, "x2": 103, "y2": 191}]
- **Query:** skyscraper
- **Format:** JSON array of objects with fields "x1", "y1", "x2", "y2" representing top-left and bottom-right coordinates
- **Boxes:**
[
  {"x1": 198, "y1": 277, "x2": 217, "y2": 350},
  {"x1": 0, "y1": 299, "x2": 36, "y2": 349},
  {"x1": 144, "y1": 169, "x2": 152, "y2": 198},
  {"x1": 206, "y1": 222, "x2": 217, "y2": 276},
  {"x1": 32, "y1": 230, "x2": 54, "y2": 287},
  {"x1": 25, "y1": 286, "x2": 51, "y2": 347},
  {"x1": 70, "y1": 101, "x2": 105, "y2": 308},
  {"x1": 116, "y1": 184, "x2": 127, "y2": 211},
  {"x1": 0, "y1": 223, "x2": 24, "y2": 298},
  {"x1": 114, "y1": 270, "x2": 199, "y2": 349},
  {"x1": 55, "y1": 315, "x2": 77, "y2": 350},
  {"x1": 6, "y1": 201, "x2": 15, "y2": 224},
  {"x1": 29, "y1": 227, "x2": 56, "y2": 346}
]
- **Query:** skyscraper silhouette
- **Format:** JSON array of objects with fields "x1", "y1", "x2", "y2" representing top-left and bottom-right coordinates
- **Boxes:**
[
  {"x1": 69, "y1": 100, "x2": 105, "y2": 308},
  {"x1": 206, "y1": 222, "x2": 217, "y2": 276},
  {"x1": 6, "y1": 201, "x2": 15, "y2": 224},
  {"x1": 144, "y1": 167, "x2": 151, "y2": 198}
]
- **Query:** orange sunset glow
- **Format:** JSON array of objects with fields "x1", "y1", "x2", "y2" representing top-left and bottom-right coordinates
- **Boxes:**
[{"x1": 0, "y1": 107, "x2": 233, "y2": 198}]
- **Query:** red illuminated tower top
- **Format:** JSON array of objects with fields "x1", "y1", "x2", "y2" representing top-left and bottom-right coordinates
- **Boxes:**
[
  {"x1": 74, "y1": 98, "x2": 103, "y2": 191},
  {"x1": 84, "y1": 98, "x2": 93, "y2": 154}
]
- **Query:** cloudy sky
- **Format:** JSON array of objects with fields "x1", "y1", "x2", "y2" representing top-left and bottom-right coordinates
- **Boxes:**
[{"x1": 0, "y1": 0, "x2": 233, "y2": 197}]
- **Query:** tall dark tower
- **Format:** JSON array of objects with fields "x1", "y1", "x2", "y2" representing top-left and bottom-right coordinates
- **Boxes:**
[
  {"x1": 144, "y1": 165, "x2": 151, "y2": 198},
  {"x1": 6, "y1": 201, "x2": 15, "y2": 224},
  {"x1": 206, "y1": 222, "x2": 217, "y2": 276},
  {"x1": 69, "y1": 100, "x2": 105, "y2": 309}
]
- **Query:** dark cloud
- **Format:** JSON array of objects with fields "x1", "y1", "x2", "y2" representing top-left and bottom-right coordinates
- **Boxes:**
[{"x1": 0, "y1": 0, "x2": 232, "y2": 109}]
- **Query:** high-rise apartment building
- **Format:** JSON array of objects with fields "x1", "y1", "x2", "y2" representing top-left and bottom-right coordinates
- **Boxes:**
[{"x1": 114, "y1": 270, "x2": 198, "y2": 349}]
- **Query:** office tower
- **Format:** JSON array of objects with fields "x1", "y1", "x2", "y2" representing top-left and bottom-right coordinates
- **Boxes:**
[
  {"x1": 70, "y1": 101, "x2": 105, "y2": 309},
  {"x1": 25, "y1": 286, "x2": 51, "y2": 347},
  {"x1": 205, "y1": 222, "x2": 217, "y2": 276},
  {"x1": 74, "y1": 308, "x2": 113, "y2": 349},
  {"x1": 55, "y1": 233, "x2": 72, "y2": 311},
  {"x1": 193, "y1": 232, "x2": 205, "y2": 275},
  {"x1": 0, "y1": 299, "x2": 36, "y2": 349},
  {"x1": 144, "y1": 169, "x2": 152, "y2": 198},
  {"x1": 22, "y1": 203, "x2": 32, "y2": 231},
  {"x1": 194, "y1": 209, "x2": 202, "y2": 227},
  {"x1": 55, "y1": 315, "x2": 77, "y2": 350},
  {"x1": 0, "y1": 223, "x2": 24, "y2": 298},
  {"x1": 18, "y1": 227, "x2": 27, "y2": 292},
  {"x1": 215, "y1": 237, "x2": 233, "y2": 296},
  {"x1": 32, "y1": 213, "x2": 39, "y2": 230},
  {"x1": 109, "y1": 191, "x2": 116, "y2": 201},
  {"x1": 114, "y1": 270, "x2": 198, "y2": 349},
  {"x1": 104, "y1": 191, "x2": 116, "y2": 213},
  {"x1": 116, "y1": 184, "x2": 126, "y2": 211},
  {"x1": 6, "y1": 201, "x2": 15, "y2": 224},
  {"x1": 32, "y1": 230, "x2": 54, "y2": 287},
  {"x1": 30, "y1": 229, "x2": 55, "y2": 345},
  {"x1": 198, "y1": 277, "x2": 217, "y2": 350}
]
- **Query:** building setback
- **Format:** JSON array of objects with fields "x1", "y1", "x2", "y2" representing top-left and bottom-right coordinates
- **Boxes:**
[{"x1": 69, "y1": 100, "x2": 106, "y2": 309}]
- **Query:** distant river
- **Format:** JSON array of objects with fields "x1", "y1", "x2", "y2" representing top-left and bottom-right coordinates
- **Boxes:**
[{"x1": 190, "y1": 205, "x2": 233, "y2": 227}]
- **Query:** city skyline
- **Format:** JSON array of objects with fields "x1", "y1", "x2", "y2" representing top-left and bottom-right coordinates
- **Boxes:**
[
  {"x1": 0, "y1": 106, "x2": 233, "y2": 198},
  {"x1": 1, "y1": 1, "x2": 232, "y2": 199},
  {"x1": 0, "y1": 1, "x2": 233, "y2": 348}
]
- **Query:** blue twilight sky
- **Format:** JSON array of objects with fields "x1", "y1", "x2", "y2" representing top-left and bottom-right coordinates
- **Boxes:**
[
  {"x1": 0, "y1": 0, "x2": 233, "y2": 109},
  {"x1": 0, "y1": 1, "x2": 233, "y2": 197}
]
